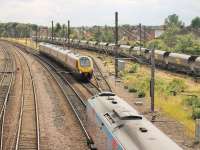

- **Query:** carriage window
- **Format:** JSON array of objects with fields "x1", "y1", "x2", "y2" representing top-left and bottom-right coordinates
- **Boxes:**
[{"x1": 80, "y1": 57, "x2": 91, "y2": 67}]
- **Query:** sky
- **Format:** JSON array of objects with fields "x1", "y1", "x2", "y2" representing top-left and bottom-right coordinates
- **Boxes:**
[{"x1": 0, "y1": 0, "x2": 199, "y2": 26}]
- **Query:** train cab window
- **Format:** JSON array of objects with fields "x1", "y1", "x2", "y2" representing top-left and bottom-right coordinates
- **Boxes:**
[
  {"x1": 79, "y1": 57, "x2": 91, "y2": 67},
  {"x1": 104, "y1": 113, "x2": 116, "y2": 124}
]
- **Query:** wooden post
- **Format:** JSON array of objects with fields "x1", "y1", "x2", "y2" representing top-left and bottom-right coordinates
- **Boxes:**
[
  {"x1": 115, "y1": 12, "x2": 119, "y2": 78},
  {"x1": 195, "y1": 119, "x2": 200, "y2": 144},
  {"x1": 150, "y1": 47, "x2": 155, "y2": 113}
]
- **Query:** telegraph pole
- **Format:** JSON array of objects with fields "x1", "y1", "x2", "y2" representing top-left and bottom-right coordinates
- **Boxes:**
[
  {"x1": 115, "y1": 12, "x2": 119, "y2": 78},
  {"x1": 143, "y1": 25, "x2": 146, "y2": 46},
  {"x1": 62, "y1": 24, "x2": 66, "y2": 49},
  {"x1": 139, "y1": 23, "x2": 142, "y2": 55},
  {"x1": 51, "y1": 20, "x2": 54, "y2": 41},
  {"x1": 36, "y1": 26, "x2": 38, "y2": 48},
  {"x1": 25, "y1": 25, "x2": 28, "y2": 45},
  {"x1": 150, "y1": 46, "x2": 155, "y2": 113},
  {"x1": 67, "y1": 20, "x2": 70, "y2": 48}
]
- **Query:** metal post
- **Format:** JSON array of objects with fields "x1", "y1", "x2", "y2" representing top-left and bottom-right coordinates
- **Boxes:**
[
  {"x1": 68, "y1": 20, "x2": 70, "y2": 48},
  {"x1": 38, "y1": 27, "x2": 40, "y2": 40},
  {"x1": 62, "y1": 24, "x2": 66, "y2": 49},
  {"x1": 195, "y1": 119, "x2": 200, "y2": 144},
  {"x1": 26, "y1": 26, "x2": 28, "y2": 45},
  {"x1": 150, "y1": 46, "x2": 155, "y2": 113},
  {"x1": 139, "y1": 23, "x2": 142, "y2": 55},
  {"x1": 47, "y1": 29, "x2": 49, "y2": 39},
  {"x1": 115, "y1": 12, "x2": 119, "y2": 78},
  {"x1": 36, "y1": 26, "x2": 38, "y2": 48},
  {"x1": 143, "y1": 25, "x2": 146, "y2": 47},
  {"x1": 51, "y1": 20, "x2": 54, "y2": 41}
]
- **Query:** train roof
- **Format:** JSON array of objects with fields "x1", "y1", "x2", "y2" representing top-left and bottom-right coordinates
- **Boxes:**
[
  {"x1": 169, "y1": 52, "x2": 191, "y2": 60},
  {"x1": 39, "y1": 42, "x2": 71, "y2": 54},
  {"x1": 89, "y1": 41, "x2": 98, "y2": 44},
  {"x1": 80, "y1": 40, "x2": 88, "y2": 43},
  {"x1": 155, "y1": 49, "x2": 168, "y2": 55},
  {"x1": 40, "y1": 42, "x2": 91, "y2": 58},
  {"x1": 88, "y1": 92, "x2": 182, "y2": 150},
  {"x1": 120, "y1": 45, "x2": 132, "y2": 49},
  {"x1": 195, "y1": 57, "x2": 200, "y2": 62},
  {"x1": 108, "y1": 43, "x2": 116, "y2": 46},
  {"x1": 99, "y1": 42, "x2": 108, "y2": 46}
]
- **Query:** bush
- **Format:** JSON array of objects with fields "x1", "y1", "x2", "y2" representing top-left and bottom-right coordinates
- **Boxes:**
[
  {"x1": 128, "y1": 85, "x2": 137, "y2": 93},
  {"x1": 138, "y1": 90, "x2": 146, "y2": 98},
  {"x1": 167, "y1": 79, "x2": 187, "y2": 95},
  {"x1": 192, "y1": 107, "x2": 200, "y2": 119},
  {"x1": 185, "y1": 96, "x2": 200, "y2": 107},
  {"x1": 128, "y1": 64, "x2": 139, "y2": 73},
  {"x1": 124, "y1": 85, "x2": 128, "y2": 89}
]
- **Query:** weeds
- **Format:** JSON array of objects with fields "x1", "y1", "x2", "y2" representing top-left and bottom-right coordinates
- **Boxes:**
[
  {"x1": 128, "y1": 64, "x2": 139, "y2": 73},
  {"x1": 167, "y1": 79, "x2": 187, "y2": 95}
]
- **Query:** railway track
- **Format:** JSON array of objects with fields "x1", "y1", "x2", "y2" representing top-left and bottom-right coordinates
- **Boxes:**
[
  {"x1": 14, "y1": 49, "x2": 40, "y2": 150},
  {"x1": 33, "y1": 54, "x2": 94, "y2": 148},
  {"x1": 91, "y1": 57, "x2": 112, "y2": 92},
  {"x1": 13, "y1": 44, "x2": 94, "y2": 148},
  {"x1": 0, "y1": 46, "x2": 15, "y2": 149}
]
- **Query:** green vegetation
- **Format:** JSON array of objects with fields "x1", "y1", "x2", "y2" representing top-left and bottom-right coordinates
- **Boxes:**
[
  {"x1": 137, "y1": 90, "x2": 146, "y2": 98},
  {"x1": 128, "y1": 85, "x2": 137, "y2": 93},
  {"x1": 184, "y1": 96, "x2": 200, "y2": 119},
  {"x1": 128, "y1": 64, "x2": 139, "y2": 73},
  {"x1": 191, "y1": 17, "x2": 200, "y2": 29},
  {"x1": 0, "y1": 22, "x2": 38, "y2": 37},
  {"x1": 167, "y1": 79, "x2": 186, "y2": 95},
  {"x1": 147, "y1": 14, "x2": 200, "y2": 55}
]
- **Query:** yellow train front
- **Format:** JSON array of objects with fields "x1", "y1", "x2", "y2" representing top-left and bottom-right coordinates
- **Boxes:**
[
  {"x1": 77, "y1": 56, "x2": 93, "y2": 80},
  {"x1": 39, "y1": 43, "x2": 93, "y2": 81}
]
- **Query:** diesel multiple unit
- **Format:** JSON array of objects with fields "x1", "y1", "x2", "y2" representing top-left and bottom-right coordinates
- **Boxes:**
[
  {"x1": 35, "y1": 37, "x2": 200, "y2": 76},
  {"x1": 87, "y1": 92, "x2": 182, "y2": 150},
  {"x1": 39, "y1": 43, "x2": 93, "y2": 80}
]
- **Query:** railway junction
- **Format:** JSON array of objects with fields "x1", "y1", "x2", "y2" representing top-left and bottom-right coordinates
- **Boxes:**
[{"x1": 0, "y1": 38, "x2": 198, "y2": 150}]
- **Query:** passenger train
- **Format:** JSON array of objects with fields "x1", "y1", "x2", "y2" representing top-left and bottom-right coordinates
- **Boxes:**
[
  {"x1": 35, "y1": 36, "x2": 200, "y2": 76},
  {"x1": 39, "y1": 43, "x2": 93, "y2": 80},
  {"x1": 87, "y1": 92, "x2": 183, "y2": 150}
]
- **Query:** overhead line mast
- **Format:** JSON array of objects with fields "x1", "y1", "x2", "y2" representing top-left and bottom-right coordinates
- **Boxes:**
[{"x1": 115, "y1": 12, "x2": 119, "y2": 78}]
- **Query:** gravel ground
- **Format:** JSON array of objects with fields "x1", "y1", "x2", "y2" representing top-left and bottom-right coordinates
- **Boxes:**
[
  {"x1": 1, "y1": 42, "x2": 22, "y2": 149},
  {"x1": 76, "y1": 48, "x2": 199, "y2": 150}
]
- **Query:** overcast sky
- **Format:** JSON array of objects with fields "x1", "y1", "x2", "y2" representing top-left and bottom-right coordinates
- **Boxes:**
[{"x1": 0, "y1": 0, "x2": 199, "y2": 26}]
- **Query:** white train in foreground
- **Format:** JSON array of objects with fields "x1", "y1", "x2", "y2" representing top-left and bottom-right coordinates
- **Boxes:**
[{"x1": 87, "y1": 92, "x2": 183, "y2": 150}]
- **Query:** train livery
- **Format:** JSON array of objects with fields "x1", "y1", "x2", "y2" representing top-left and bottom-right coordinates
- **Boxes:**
[
  {"x1": 86, "y1": 92, "x2": 182, "y2": 150},
  {"x1": 39, "y1": 43, "x2": 93, "y2": 80},
  {"x1": 35, "y1": 36, "x2": 200, "y2": 76}
]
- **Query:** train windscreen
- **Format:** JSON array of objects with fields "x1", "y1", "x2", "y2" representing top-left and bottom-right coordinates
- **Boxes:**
[{"x1": 80, "y1": 57, "x2": 91, "y2": 67}]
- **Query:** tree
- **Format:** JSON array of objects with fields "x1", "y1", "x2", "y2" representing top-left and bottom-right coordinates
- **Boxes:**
[
  {"x1": 55, "y1": 23, "x2": 62, "y2": 36},
  {"x1": 191, "y1": 17, "x2": 200, "y2": 29},
  {"x1": 165, "y1": 14, "x2": 184, "y2": 28}
]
